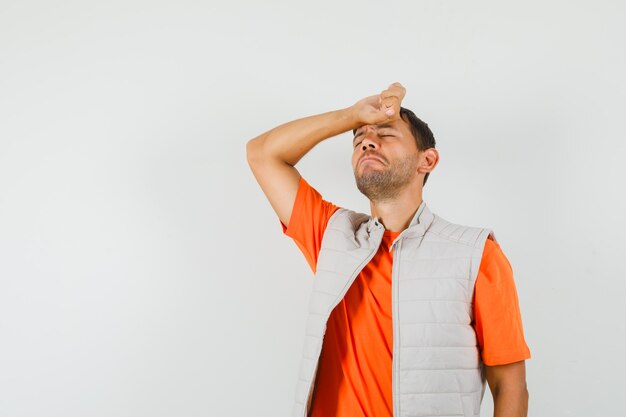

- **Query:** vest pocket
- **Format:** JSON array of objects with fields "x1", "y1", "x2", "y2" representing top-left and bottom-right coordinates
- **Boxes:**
[{"x1": 461, "y1": 393, "x2": 475, "y2": 417}]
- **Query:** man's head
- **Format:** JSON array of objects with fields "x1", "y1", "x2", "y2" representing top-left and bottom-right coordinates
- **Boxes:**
[{"x1": 351, "y1": 107, "x2": 438, "y2": 202}]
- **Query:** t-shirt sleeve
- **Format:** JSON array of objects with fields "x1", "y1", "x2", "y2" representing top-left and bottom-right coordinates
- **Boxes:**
[
  {"x1": 472, "y1": 237, "x2": 532, "y2": 366},
  {"x1": 278, "y1": 176, "x2": 341, "y2": 274}
]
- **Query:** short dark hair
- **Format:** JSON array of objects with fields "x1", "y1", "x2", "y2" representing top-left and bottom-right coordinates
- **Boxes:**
[{"x1": 352, "y1": 106, "x2": 436, "y2": 186}]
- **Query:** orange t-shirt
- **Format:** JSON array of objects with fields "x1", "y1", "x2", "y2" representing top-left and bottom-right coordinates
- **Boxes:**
[{"x1": 279, "y1": 176, "x2": 531, "y2": 417}]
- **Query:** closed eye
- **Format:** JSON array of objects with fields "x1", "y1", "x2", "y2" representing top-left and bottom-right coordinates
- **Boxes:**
[
  {"x1": 353, "y1": 135, "x2": 393, "y2": 148},
  {"x1": 354, "y1": 133, "x2": 394, "y2": 148}
]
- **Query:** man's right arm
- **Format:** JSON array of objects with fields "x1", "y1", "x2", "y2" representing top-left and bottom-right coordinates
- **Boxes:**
[
  {"x1": 245, "y1": 107, "x2": 360, "y2": 228},
  {"x1": 245, "y1": 82, "x2": 406, "y2": 228}
]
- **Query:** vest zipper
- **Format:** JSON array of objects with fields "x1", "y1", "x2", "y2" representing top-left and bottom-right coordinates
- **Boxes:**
[
  {"x1": 391, "y1": 238, "x2": 402, "y2": 417},
  {"x1": 389, "y1": 229, "x2": 408, "y2": 253}
]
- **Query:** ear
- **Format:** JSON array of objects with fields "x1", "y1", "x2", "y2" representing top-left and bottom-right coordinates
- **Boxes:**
[{"x1": 418, "y1": 148, "x2": 439, "y2": 174}]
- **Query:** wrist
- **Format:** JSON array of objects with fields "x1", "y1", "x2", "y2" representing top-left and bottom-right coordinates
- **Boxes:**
[{"x1": 338, "y1": 106, "x2": 361, "y2": 130}]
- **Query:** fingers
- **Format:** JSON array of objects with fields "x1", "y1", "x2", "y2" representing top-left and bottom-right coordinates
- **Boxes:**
[
  {"x1": 353, "y1": 83, "x2": 405, "y2": 125},
  {"x1": 380, "y1": 82, "x2": 406, "y2": 101},
  {"x1": 377, "y1": 95, "x2": 396, "y2": 117},
  {"x1": 382, "y1": 97, "x2": 398, "y2": 117},
  {"x1": 379, "y1": 82, "x2": 405, "y2": 117}
]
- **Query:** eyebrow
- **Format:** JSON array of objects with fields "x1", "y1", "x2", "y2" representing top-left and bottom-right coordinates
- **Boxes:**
[{"x1": 352, "y1": 124, "x2": 397, "y2": 143}]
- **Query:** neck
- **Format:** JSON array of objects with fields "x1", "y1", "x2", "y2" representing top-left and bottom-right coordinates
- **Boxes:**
[{"x1": 369, "y1": 185, "x2": 423, "y2": 232}]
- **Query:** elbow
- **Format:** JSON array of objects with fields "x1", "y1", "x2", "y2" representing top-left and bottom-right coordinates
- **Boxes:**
[{"x1": 246, "y1": 137, "x2": 263, "y2": 165}]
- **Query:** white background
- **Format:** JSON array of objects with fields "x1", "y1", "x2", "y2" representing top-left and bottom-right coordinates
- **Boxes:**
[{"x1": 1, "y1": 1, "x2": 625, "y2": 416}]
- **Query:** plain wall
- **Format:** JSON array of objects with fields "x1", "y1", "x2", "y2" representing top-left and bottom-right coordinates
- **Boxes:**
[{"x1": 1, "y1": 1, "x2": 625, "y2": 416}]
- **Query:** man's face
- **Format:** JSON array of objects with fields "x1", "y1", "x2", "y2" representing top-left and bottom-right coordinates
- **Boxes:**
[{"x1": 351, "y1": 116, "x2": 420, "y2": 201}]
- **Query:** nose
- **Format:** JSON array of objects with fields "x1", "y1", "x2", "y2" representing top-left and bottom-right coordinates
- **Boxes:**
[{"x1": 360, "y1": 126, "x2": 380, "y2": 150}]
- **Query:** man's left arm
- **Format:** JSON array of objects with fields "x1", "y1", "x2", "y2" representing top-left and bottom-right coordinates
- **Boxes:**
[{"x1": 485, "y1": 360, "x2": 529, "y2": 417}]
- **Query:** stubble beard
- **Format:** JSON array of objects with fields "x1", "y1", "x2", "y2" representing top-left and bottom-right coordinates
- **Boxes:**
[{"x1": 354, "y1": 154, "x2": 419, "y2": 202}]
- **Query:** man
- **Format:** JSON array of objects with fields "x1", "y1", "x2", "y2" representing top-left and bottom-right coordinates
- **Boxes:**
[{"x1": 246, "y1": 82, "x2": 531, "y2": 417}]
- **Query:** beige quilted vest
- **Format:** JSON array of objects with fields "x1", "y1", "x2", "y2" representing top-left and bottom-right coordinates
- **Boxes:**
[{"x1": 292, "y1": 200, "x2": 496, "y2": 417}]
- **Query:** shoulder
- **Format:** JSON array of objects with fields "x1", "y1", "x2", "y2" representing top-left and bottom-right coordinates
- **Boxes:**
[
  {"x1": 427, "y1": 212, "x2": 496, "y2": 248},
  {"x1": 479, "y1": 237, "x2": 512, "y2": 272},
  {"x1": 327, "y1": 206, "x2": 370, "y2": 228}
]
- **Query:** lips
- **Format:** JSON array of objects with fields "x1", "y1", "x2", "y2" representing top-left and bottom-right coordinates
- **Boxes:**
[{"x1": 360, "y1": 155, "x2": 385, "y2": 166}]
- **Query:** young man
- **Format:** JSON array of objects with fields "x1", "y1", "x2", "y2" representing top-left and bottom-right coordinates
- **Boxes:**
[{"x1": 246, "y1": 82, "x2": 531, "y2": 417}]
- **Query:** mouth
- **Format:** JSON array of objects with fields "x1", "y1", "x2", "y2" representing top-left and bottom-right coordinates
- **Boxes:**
[{"x1": 360, "y1": 156, "x2": 384, "y2": 167}]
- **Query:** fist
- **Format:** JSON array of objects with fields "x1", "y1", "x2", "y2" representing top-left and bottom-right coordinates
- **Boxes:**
[{"x1": 351, "y1": 82, "x2": 406, "y2": 126}]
